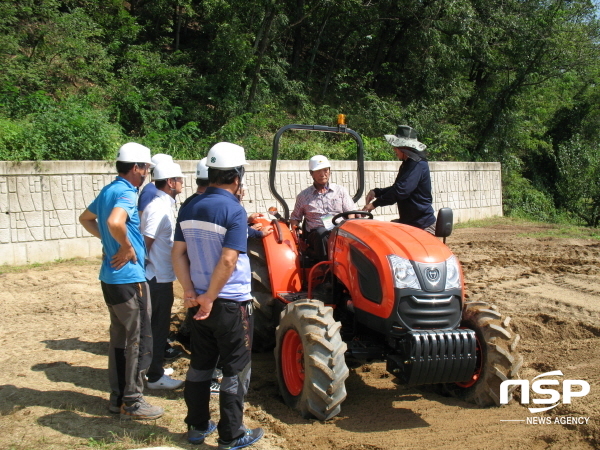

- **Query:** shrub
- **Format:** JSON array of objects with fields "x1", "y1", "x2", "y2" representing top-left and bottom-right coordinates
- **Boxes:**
[{"x1": 503, "y1": 171, "x2": 560, "y2": 222}]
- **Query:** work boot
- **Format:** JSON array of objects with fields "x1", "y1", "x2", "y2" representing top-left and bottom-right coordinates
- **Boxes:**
[{"x1": 120, "y1": 399, "x2": 164, "y2": 420}]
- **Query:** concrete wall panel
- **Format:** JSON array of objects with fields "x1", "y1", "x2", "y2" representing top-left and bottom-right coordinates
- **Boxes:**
[{"x1": 0, "y1": 160, "x2": 502, "y2": 265}]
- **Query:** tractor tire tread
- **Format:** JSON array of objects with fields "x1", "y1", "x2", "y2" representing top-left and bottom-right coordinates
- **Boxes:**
[{"x1": 275, "y1": 300, "x2": 348, "y2": 421}]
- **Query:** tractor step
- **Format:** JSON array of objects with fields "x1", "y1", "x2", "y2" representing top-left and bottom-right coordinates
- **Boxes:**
[{"x1": 277, "y1": 292, "x2": 309, "y2": 303}]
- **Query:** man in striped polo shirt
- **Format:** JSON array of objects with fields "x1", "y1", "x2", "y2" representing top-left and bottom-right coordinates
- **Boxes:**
[
  {"x1": 290, "y1": 155, "x2": 356, "y2": 260},
  {"x1": 172, "y1": 142, "x2": 263, "y2": 449}
]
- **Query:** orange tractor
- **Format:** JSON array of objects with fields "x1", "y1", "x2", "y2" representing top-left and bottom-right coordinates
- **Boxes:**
[{"x1": 249, "y1": 120, "x2": 523, "y2": 420}]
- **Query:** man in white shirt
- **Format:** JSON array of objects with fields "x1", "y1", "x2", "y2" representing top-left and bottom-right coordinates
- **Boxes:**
[{"x1": 141, "y1": 161, "x2": 185, "y2": 390}]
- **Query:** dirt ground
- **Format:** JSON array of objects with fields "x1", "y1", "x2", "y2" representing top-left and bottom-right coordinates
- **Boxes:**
[{"x1": 1, "y1": 220, "x2": 599, "y2": 450}]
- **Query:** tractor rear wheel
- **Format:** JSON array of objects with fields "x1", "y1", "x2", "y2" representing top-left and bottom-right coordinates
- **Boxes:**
[
  {"x1": 444, "y1": 301, "x2": 523, "y2": 406},
  {"x1": 248, "y1": 239, "x2": 279, "y2": 352},
  {"x1": 274, "y1": 300, "x2": 349, "y2": 420}
]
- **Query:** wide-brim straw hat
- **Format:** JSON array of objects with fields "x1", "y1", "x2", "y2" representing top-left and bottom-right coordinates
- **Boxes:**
[{"x1": 384, "y1": 125, "x2": 427, "y2": 160}]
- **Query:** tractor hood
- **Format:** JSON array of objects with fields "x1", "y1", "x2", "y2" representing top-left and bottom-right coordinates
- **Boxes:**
[{"x1": 338, "y1": 219, "x2": 453, "y2": 263}]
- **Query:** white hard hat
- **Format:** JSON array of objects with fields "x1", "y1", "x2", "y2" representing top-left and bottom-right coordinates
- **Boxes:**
[
  {"x1": 309, "y1": 155, "x2": 330, "y2": 171},
  {"x1": 196, "y1": 157, "x2": 209, "y2": 179},
  {"x1": 152, "y1": 162, "x2": 184, "y2": 180},
  {"x1": 151, "y1": 153, "x2": 173, "y2": 167},
  {"x1": 116, "y1": 142, "x2": 154, "y2": 167},
  {"x1": 206, "y1": 142, "x2": 249, "y2": 170}
]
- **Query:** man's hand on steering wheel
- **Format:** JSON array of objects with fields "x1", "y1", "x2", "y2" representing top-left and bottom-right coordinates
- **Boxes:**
[{"x1": 362, "y1": 202, "x2": 376, "y2": 213}]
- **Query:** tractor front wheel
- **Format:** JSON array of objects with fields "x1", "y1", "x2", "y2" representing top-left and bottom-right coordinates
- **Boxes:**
[
  {"x1": 274, "y1": 300, "x2": 349, "y2": 420},
  {"x1": 444, "y1": 301, "x2": 523, "y2": 406}
]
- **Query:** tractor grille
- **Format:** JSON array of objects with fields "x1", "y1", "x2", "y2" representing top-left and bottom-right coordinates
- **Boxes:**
[{"x1": 397, "y1": 294, "x2": 461, "y2": 330}]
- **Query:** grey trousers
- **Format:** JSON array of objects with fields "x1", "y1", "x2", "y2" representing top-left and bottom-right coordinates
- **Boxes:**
[{"x1": 101, "y1": 281, "x2": 153, "y2": 407}]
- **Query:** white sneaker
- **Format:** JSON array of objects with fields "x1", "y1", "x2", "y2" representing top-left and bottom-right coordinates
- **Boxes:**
[
  {"x1": 144, "y1": 367, "x2": 173, "y2": 380},
  {"x1": 147, "y1": 374, "x2": 184, "y2": 390}
]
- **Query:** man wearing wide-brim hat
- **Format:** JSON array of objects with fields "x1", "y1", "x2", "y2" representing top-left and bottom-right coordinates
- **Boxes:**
[{"x1": 362, "y1": 125, "x2": 436, "y2": 234}]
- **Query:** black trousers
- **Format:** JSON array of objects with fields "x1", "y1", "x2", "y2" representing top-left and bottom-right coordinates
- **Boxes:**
[
  {"x1": 146, "y1": 277, "x2": 174, "y2": 383},
  {"x1": 184, "y1": 299, "x2": 253, "y2": 442},
  {"x1": 306, "y1": 226, "x2": 330, "y2": 261}
]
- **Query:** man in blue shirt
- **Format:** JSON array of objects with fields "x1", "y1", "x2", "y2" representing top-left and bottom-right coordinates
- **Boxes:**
[
  {"x1": 172, "y1": 142, "x2": 264, "y2": 449},
  {"x1": 79, "y1": 142, "x2": 164, "y2": 420},
  {"x1": 363, "y1": 125, "x2": 436, "y2": 233}
]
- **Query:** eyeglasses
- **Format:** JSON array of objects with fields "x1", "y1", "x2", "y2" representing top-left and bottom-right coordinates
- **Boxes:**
[{"x1": 136, "y1": 163, "x2": 149, "y2": 171}]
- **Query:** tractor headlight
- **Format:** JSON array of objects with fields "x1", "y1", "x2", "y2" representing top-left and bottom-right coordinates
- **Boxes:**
[
  {"x1": 388, "y1": 255, "x2": 421, "y2": 289},
  {"x1": 445, "y1": 255, "x2": 461, "y2": 290}
]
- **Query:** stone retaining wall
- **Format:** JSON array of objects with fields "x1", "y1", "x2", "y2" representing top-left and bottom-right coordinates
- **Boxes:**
[{"x1": 0, "y1": 160, "x2": 502, "y2": 265}]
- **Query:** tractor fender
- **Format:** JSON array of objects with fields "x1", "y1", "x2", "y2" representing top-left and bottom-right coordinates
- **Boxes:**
[{"x1": 250, "y1": 218, "x2": 302, "y2": 298}]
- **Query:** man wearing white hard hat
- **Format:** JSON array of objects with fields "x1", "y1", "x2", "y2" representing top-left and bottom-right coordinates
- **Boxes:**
[
  {"x1": 172, "y1": 142, "x2": 264, "y2": 448},
  {"x1": 138, "y1": 153, "x2": 173, "y2": 215},
  {"x1": 138, "y1": 153, "x2": 183, "y2": 360},
  {"x1": 363, "y1": 125, "x2": 436, "y2": 234},
  {"x1": 290, "y1": 155, "x2": 356, "y2": 260},
  {"x1": 180, "y1": 157, "x2": 209, "y2": 210},
  {"x1": 140, "y1": 161, "x2": 186, "y2": 391},
  {"x1": 79, "y1": 142, "x2": 164, "y2": 420}
]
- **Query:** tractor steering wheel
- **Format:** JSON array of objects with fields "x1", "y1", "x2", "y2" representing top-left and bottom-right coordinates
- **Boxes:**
[{"x1": 332, "y1": 210, "x2": 374, "y2": 225}]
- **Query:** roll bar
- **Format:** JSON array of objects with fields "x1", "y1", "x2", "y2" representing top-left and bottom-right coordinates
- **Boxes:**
[{"x1": 269, "y1": 123, "x2": 365, "y2": 220}]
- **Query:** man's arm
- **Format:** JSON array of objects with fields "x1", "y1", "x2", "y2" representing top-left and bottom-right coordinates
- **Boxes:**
[
  {"x1": 194, "y1": 247, "x2": 239, "y2": 320},
  {"x1": 107, "y1": 207, "x2": 137, "y2": 269},
  {"x1": 172, "y1": 240, "x2": 197, "y2": 309},
  {"x1": 144, "y1": 235, "x2": 155, "y2": 252},
  {"x1": 375, "y1": 161, "x2": 421, "y2": 207},
  {"x1": 79, "y1": 209, "x2": 100, "y2": 239},
  {"x1": 289, "y1": 192, "x2": 306, "y2": 229}
]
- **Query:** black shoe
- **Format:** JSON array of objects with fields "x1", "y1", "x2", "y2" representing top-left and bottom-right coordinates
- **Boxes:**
[
  {"x1": 217, "y1": 428, "x2": 264, "y2": 450},
  {"x1": 164, "y1": 346, "x2": 183, "y2": 361}
]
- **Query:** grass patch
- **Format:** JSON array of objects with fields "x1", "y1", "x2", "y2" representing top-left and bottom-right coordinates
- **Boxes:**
[
  {"x1": 455, "y1": 216, "x2": 600, "y2": 240},
  {"x1": 0, "y1": 257, "x2": 101, "y2": 275},
  {"x1": 454, "y1": 216, "x2": 545, "y2": 229},
  {"x1": 518, "y1": 225, "x2": 600, "y2": 240},
  {"x1": 86, "y1": 429, "x2": 176, "y2": 449}
]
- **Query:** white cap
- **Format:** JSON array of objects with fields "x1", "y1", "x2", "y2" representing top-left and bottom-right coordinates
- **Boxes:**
[
  {"x1": 309, "y1": 155, "x2": 330, "y2": 171},
  {"x1": 196, "y1": 157, "x2": 209, "y2": 179},
  {"x1": 116, "y1": 142, "x2": 154, "y2": 167},
  {"x1": 151, "y1": 153, "x2": 173, "y2": 167},
  {"x1": 152, "y1": 162, "x2": 184, "y2": 180},
  {"x1": 206, "y1": 142, "x2": 249, "y2": 170}
]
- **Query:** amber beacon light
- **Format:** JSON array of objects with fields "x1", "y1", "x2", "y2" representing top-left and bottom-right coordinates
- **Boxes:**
[{"x1": 337, "y1": 114, "x2": 346, "y2": 126}]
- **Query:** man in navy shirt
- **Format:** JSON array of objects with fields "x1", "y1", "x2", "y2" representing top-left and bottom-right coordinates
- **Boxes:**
[
  {"x1": 172, "y1": 142, "x2": 264, "y2": 449},
  {"x1": 79, "y1": 142, "x2": 164, "y2": 420},
  {"x1": 363, "y1": 125, "x2": 436, "y2": 233}
]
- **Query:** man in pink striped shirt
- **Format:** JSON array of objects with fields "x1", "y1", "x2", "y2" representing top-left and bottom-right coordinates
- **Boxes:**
[{"x1": 290, "y1": 155, "x2": 356, "y2": 260}]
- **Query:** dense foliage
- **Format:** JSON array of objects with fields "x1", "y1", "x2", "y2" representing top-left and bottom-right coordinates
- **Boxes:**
[{"x1": 1, "y1": 0, "x2": 600, "y2": 225}]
